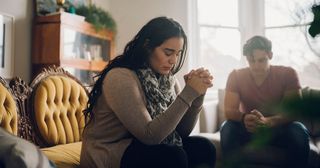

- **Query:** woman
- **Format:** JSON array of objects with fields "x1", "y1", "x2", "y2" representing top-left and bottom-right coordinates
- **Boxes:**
[{"x1": 80, "y1": 17, "x2": 216, "y2": 168}]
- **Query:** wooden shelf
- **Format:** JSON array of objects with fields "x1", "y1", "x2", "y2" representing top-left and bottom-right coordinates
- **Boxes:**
[
  {"x1": 35, "y1": 12, "x2": 85, "y2": 24},
  {"x1": 36, "y1": 12, "x2": 114, "y2": 41},
  {"x1": 61, "y1": 58, "x2": 107, "y2": 71},
  {"x1": 32, "y1": 12, "x2": 115, "y2": 83}
]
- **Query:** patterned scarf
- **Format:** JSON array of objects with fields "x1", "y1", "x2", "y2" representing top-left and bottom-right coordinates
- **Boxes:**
[{"x1": 136, "y1": 68, "x2": 183, "y2": 146}]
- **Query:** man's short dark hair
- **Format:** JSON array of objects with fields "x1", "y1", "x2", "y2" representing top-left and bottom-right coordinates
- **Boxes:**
[{"x1": 243, "y1": 35, "x2": 272, "y2": 57}]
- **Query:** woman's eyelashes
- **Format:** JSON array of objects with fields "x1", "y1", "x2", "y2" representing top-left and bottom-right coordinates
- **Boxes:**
[
  {"x1": 163, "y1": 49, "x2": 182, "y2": 57},
  {"x1": 163, "y1": 49, "x2": 174, "y2": 56}
]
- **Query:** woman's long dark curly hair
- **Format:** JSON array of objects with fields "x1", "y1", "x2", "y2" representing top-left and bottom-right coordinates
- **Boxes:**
[{"x1": 84, "y1": 16, "x2": 188, "y2": 124}]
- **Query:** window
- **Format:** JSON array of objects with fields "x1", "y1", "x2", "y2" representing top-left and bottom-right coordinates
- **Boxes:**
[
  {"x1": 197, "y1": 0, "x2": 241, "y2": 93},
  {"x1": 196, "y1": 0, "x2": 320, "y2": 96},
  {"x1": 265, "y1": 0, "x2": 320, "y2": 87}
]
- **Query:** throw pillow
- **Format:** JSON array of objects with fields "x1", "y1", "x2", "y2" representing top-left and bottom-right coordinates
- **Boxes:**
[{"x1": 0, "y1": 128, "x2": 55, "y2": 168}]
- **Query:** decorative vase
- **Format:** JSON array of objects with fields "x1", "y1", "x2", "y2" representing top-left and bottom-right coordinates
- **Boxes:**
[{"x1": 56, "y1": 0, "x2": 65, "y2": 12}]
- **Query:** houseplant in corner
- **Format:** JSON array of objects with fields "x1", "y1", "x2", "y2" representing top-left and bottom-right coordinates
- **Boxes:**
[{"x1": 74, "y1": 4, "x2": 117, "y2": 33}]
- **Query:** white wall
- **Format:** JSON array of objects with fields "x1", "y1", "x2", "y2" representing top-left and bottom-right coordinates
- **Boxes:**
[
  {"x1": 0, "y1": 0, "x2": 33, "y2": 81},
  {"x1": 0, "y1": 0, "x2": 193, "y2": 83},
  {"x1": 107, "y1": 0, "x2": 192, "y2": 85},
  {"x1": 0, "y1": 0, "x2": 109, "y2": 82},
  {"x1": 92, "y1": 0, "x2": 110, "y2": 11}
]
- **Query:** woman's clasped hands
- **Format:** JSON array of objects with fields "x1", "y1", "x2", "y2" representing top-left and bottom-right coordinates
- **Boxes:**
[{"x1": 184, "y1": 68, "x2": 214, "y2": 94}]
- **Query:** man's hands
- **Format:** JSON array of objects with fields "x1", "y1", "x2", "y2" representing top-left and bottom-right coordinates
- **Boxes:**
[
  {"x1": 243, "y1": 109, "x2": 271, "y2": 133},
  {"x1": 184, "y1": 68, "x2": 213, "y2": 95}
]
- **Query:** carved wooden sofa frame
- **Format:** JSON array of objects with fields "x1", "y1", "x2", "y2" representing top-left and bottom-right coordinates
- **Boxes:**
[
  {"x1": 0, "y1": 75, "x2": 34, "y2": 142},
  {"x1": 0, "y1": 66, "x2": 89, "y2": 168}
]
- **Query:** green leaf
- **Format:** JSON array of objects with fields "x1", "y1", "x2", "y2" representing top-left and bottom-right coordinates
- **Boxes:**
[{"x1": 75, "y1": 4, "x2": 117, "y2": 33}]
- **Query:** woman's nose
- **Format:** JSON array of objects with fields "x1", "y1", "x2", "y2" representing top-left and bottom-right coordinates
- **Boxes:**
[{"x1": 169, "y1": 55, "x2": 177, "y2": 64}]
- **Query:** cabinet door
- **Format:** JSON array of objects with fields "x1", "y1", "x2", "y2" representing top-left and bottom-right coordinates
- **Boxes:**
[
  {"x1": 32, "y1": 12, "x2": 115, "y2": 85},
  {"x1": 62, "y1": 27, "x2": 112, "y2": 86},
  {"x1": 63, "y1": 28, "x2": 111, "y2": 62},
  {"x1": 63, "y1": 68, "x2": 97, "y2": 88}
]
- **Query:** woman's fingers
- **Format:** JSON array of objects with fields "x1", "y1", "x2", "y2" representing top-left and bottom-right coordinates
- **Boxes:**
[
  {"x1": 186, "y1": 75, "x2": 209, "y2": 94},
  {"x1": 199, "y1": 69, "x2": 210, "y2": 77},
  {"x1": 184, "y1": 69, "x2": 196, "y2": 80},
  {"x1": 188, "y1": 68, "x2": 211, "y2": 78},
  {"x1": 202, "y1": 78, "x2": 213, "y2": 86},
  {"x1": 185, "y1": 68, "x2": 214, "y2": 88}
]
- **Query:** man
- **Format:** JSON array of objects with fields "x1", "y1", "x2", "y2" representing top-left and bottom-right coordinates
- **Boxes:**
[{"x1": 220, "y1": 35, "x2": 310, "y2": 167}]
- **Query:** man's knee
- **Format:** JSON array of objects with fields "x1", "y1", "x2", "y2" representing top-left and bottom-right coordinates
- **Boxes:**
[
  {"x1": 220, "y1": 120, "x2": 248, "y2": 147},
  {"x1": 286, "y1": 122, "x2": 309, "y2": 139},
  {"x1": 220, "y1": 120, "x2": 243, "y2": 136},
  {"x1": 282, "y1": 122, "x2": 310, "y2": 154}
]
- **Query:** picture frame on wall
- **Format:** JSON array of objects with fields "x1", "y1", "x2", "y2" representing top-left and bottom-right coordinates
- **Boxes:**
[
  {"x1": 0, "y1": 12, "x2": 14, "y2": 79},
  {"x1": 34, "y1": 0, "x2": 57, "y2": 16},
  {"x1": 34, "y1": 0, "x2": 91, "y2": 16}
]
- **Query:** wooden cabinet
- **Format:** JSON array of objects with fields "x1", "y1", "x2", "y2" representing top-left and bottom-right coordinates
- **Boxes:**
[{"x1": 32, "y1": 12, "x2": 115, "y2": 85}]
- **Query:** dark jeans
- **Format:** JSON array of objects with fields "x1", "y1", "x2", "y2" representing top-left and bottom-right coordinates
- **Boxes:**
[
  {"x1": 120, "y1": 136, "x2": 216, "y2": 168},
  {"x1": 220, "y1": 120, "x2": 310, "y2": 168}
]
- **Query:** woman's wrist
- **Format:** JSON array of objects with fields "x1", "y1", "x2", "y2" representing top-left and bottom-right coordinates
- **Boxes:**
[
  {"x1": 191, "y1": 94, "x2": 205, "y2": 108},
  {"x1": 180, "y1": 85, "x2": 200, "y2": 102}
]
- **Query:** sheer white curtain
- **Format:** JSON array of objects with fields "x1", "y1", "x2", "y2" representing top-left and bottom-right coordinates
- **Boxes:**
[
  {"x1": 265, "y1": 0, "x2": 320, "y2": 88},
  {"x1": 195, "y1": 0, "x2": 320, "y2": 95}
]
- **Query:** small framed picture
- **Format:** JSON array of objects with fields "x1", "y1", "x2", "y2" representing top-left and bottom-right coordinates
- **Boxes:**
[
  {"x1": 0, "y1": 12, "x2": 14, "y2": 79},
  {"x1": 34, "y1": 0, "x2": 57, "y2": 16},
  {"x1": 34, "y1": 0, "x2": 91, "y2": 16}
]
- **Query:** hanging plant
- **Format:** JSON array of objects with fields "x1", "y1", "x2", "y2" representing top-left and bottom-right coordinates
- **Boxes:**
[{"x1": 75, "y1": 4, "x2": 117, "y2": 33}]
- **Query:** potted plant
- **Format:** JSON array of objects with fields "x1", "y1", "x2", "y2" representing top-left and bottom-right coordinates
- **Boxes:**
[{"x1": 74, "y1": 4, "x2": 117, "y2": 33}]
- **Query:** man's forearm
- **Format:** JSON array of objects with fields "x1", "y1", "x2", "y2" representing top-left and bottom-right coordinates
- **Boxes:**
[
  {"x1": 225, "y1": 109, "x2": 243, "y2": 122},
  {"x1": 265, "y1": 114, "x2": 293, "y2": 127}
]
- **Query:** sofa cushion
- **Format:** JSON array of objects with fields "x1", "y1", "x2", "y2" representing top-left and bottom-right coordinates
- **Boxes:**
[
  {"x1": 32, "y1": 75, "x2": 88, "y2": 145},
  {"x1": 0, "y1": 128, "x2": 54, "y2": 168},
  {"x1": 309, "y1": 139, "x2": 320, "y2": 168},
  {"x1": 41, "y1": 142, "x2": 82, "y2": 168},
  {"x1": 217, "y1": 89, "x2": 226, "y2": 129},
  {"x1": 301, "y1": 87, "x2": 320, "y2": 137},
  {"x1": 0, "y1": 80, "x2": 18, "y2": 135}
]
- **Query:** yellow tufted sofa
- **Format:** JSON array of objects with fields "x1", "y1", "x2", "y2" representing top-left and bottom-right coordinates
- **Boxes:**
[
  {"x1": 29, "y1": 66, "x2": 89, "y2": 168},
  {"x1": 0, "y1": 76, "x2": 18, "y2": 136},
  {"x1": 0, "y1": 75, "x2": 35, "y2": 142},
  {"x1": 0, "y1": 66, "x2": 89, "y2": 168}
]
